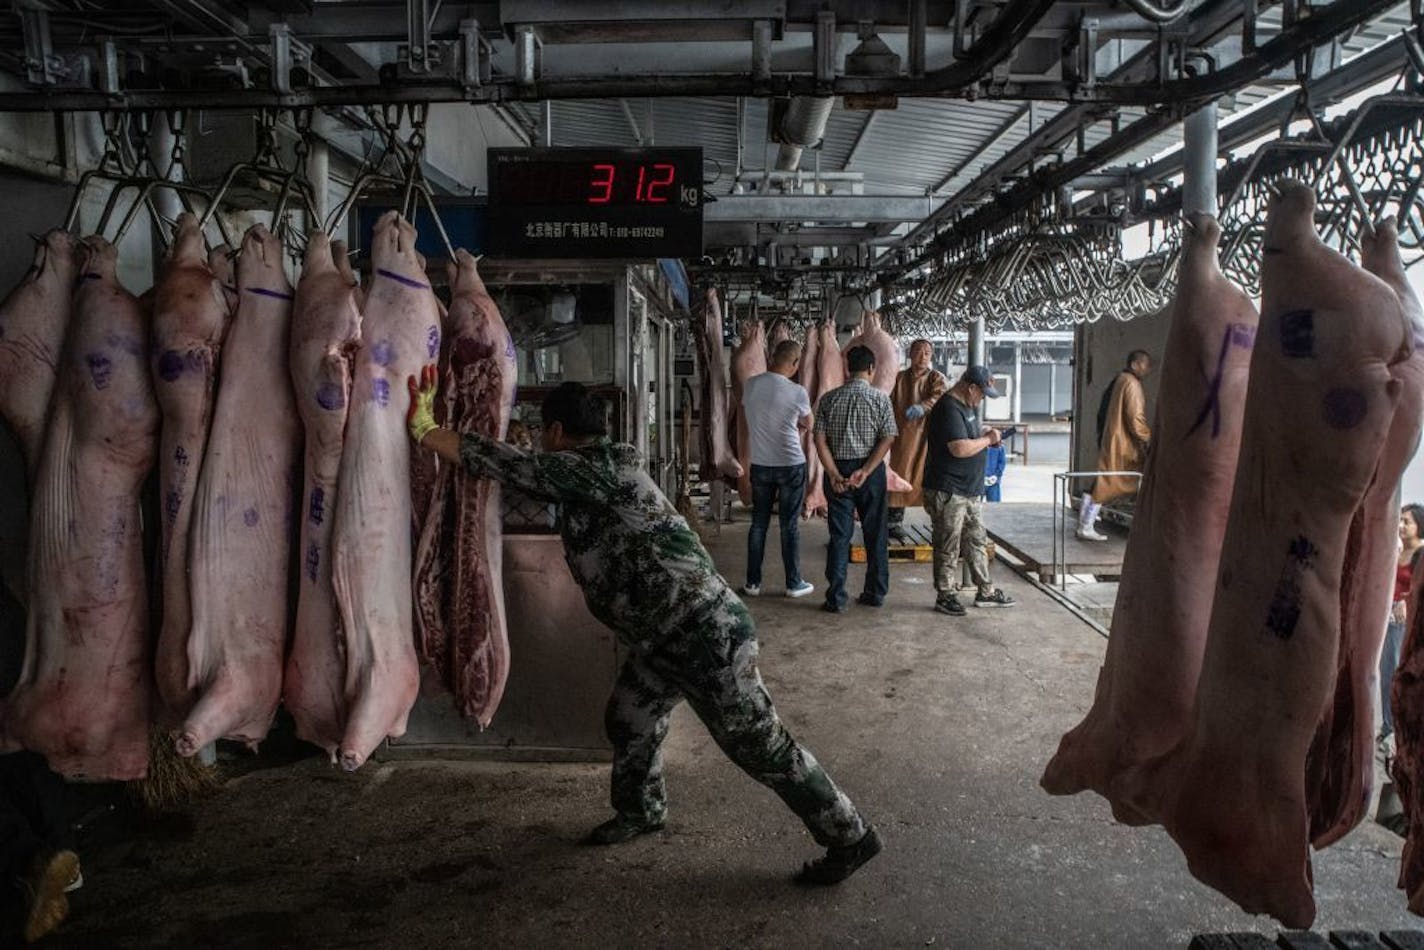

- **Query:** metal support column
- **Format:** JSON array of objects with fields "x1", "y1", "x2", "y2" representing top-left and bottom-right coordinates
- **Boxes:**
[
  {"x1": 1012, "y1": 341, "x2": 1023, "y2": 423},
  {"x1": 1182, "y1": 100, "x2": 1219, "y2": 216},
  {"x1": 969, "y1": 319, "x2": 986, "y2": 367}
]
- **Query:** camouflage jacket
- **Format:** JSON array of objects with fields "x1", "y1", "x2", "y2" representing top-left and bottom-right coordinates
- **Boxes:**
[{"x1": 459, "y1": 433, "x2": 747, "y2": 650}]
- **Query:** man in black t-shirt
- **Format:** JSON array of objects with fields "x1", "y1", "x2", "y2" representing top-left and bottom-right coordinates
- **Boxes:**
[{"x1": 921, "y1": 366, "x2": 1016, "y2": 617}]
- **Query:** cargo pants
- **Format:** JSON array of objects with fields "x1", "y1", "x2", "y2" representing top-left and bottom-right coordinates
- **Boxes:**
[
  {"x1": 923, "y1": 488, "x2": 993, "y2": 598},
  {"x1": 603, "y1": 599, "x2": 866, "y2": 848}
]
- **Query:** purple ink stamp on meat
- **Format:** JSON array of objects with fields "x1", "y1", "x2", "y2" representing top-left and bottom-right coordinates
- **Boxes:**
[
  {"x1": 1322, "y1": 387, "x2": 1368, "y2": 430},
  {"x1": 309, "y1": 487, "x2": 324, "y2": 525},
  {"x1": 86, "y1": 353, "x2": 112, "y2": 389},
  {"x1": 427, "y1": 325, "x2": 440, "y2": 359},
  {"x1": 305, "y1": 543, "x2": 320, "y2": 582},
  {"x1": 315, "y1": 380, "x2": 344, "y2": 411},
  {"x1": 1279, "y1": 309, "x2": 1314, "y2": 358},
  {"x1": 372, "y1": 378, "x2": 391, "y2": 407},
  {"x1": 243, "y1": 507, "x2": 259, "y2": 527},
  {"x1": 371, "y1": 339, "x2": 395, "y2": 366},
  {"x1": 157, "y1": 349, "x2": 185, "y2": 381}
]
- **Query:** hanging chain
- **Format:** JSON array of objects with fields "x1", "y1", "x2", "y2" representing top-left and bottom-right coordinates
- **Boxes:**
[
  {"x1": 255, "y1": 107, "x2": 279, "y2": 165},
  {"x1": 165, "y1": 109, "x2": 187, "y2": 182},
  {"x1": 97, "y1": 111, "x2": 126, "y2": 173}
]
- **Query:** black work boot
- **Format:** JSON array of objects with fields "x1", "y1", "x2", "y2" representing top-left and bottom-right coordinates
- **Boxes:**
[
  {"x1": 794, "y1": 825, "x2": 882, "y2": 885},
  {"x1": 581, "y1": 816, "x2": 665, "y2": 846}
]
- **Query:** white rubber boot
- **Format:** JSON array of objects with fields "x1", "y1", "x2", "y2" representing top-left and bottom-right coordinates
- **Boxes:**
[{"x1": 1076, "y1": 496, "x2": 1107, "y2": 542}]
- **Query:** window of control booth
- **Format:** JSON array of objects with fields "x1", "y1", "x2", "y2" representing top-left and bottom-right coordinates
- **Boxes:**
[{"x1": 502, "y1": 283, "x2": 617, "y2": 388}]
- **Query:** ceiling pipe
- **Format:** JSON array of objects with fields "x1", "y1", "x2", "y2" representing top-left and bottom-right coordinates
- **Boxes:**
[
  {"x1": 774, "y1": 96, "x2": 834, "y2": 170},
  {"x1": 1120, "y1": 0, "x2": 1190, "y2": 24}
]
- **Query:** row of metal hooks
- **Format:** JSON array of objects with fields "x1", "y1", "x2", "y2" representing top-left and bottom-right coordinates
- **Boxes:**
[
  {"x1": 887, "y1": 57, "x2": 1424, "y2": 336},
  {"x1": 59, "y1": 101, "x2": 452, "y2": 263}
]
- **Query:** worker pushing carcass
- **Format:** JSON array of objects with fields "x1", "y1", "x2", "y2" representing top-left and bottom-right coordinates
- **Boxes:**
[{"x1": 406, "y1": 368, "x2": 881, "y2": 885}]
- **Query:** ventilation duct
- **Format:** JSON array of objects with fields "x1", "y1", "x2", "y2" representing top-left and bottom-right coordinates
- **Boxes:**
[{"x1": 773, "y1": 96, "x2": 834, "y2": 171}]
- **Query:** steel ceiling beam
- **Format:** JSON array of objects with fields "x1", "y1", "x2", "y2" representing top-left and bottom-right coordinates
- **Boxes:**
[
  {"x1": 705, "y1": 223, "x2": 900, "y2": 247},
  {"x1": 144, "y1": 0, "x2": 252, "y2": 41},
  {"x1": 884, "y1": 0, "x2": 1398, "y2": 266},
  {"x1": 706, "y1": 194, "x2": 942, "y2": 222},
  {"x1": 888, "y1": 0, "x2": 1246, "y2": 254},
  {"x1": 1128, "y1": 33, "x2": 1413, "y2": 187}
]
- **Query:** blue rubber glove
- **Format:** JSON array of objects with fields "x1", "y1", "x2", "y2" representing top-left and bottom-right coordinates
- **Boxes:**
[{"x1": 904, "y1": 405, "x2": 925, "y2": 421}]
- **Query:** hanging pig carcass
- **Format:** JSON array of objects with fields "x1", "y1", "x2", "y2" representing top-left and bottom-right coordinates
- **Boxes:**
[
  {"x1": 174, "y1": 224, "x2": 300, "y2": 756},
  {"x1": 694, "y1": 288, "x2": 741, "y2": 484},
  {"x1": 1114, "y1": 181, "x2": 1407, "y2": 929},
  {"x1": 285, "y1": 232, "x2": 362, "y2": 758},
  {"x1": 151, "y1": 214, "x2": 232, "y2": 719},
  {"x1": 412, "y1": 248, "x2": 516, "y2": 727},
  {"x1": 1307, "y1": 215, "x2": 1424, "y2": 848},
  {"x1": 330, "y1": 211, "x2": 436, "y2": 770},
  {"x1": 1041, "y1": 213, "x2": 1259, "y2": 808},
  {"x1": 0, "y1": 230, "x2": 79, "y2": 479},
  {"x1": 3, "y1": 237, "x2": 158, "y2": 780}
]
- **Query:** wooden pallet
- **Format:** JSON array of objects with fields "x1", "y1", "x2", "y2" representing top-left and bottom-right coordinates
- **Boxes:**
[{"x1": 851, "y1": 524, "x2": 996, "y2": 565}]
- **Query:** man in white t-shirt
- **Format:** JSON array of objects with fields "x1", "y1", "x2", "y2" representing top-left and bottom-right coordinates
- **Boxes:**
[{"x1": 739, "y1": 338, "x2": 815, "y2": 598}]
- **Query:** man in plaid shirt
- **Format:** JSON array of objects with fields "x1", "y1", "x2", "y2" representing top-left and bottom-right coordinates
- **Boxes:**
[{"x1": 813, "y1": 345, "x2": 898, "y2": 613}]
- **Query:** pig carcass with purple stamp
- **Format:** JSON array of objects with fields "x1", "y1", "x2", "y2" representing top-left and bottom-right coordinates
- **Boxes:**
[
  {"x1": 3, "y1": 237, "x2": 158, "y2": 780},
  {"x1": 285, "y1": 232, "x2": 363, "y2": 759},
  {"x1": 174, "y1": 224, "x2": 300, "y2": 757},
  {"x1": 412, "y1": 249, "x2": 516, "y2": 727},
  {"x1": 1307, "y1": 216, "x2": 1424, "y2": 850},
  {"x1": 0, "y1": 230, "x2": 78, "y2": 479},
  {"x1": 800, "y1": 323, "x2": 826, "y2": 518},
  {"x1": 150, "y1": 213, "x2": 233, "y2": 721},
  {"x1": 330, "y1": 211, "x2": 432, "y2": 770},
  {"x1": 1041, "y1": 213, "x2": 1259, "y2": 807},
  {"x1": 1113, "y1": 181, "x2": 1407, "y2": 929}
]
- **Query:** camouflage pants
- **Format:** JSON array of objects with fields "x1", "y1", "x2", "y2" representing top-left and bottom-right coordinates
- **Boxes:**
[
  {"x1": 923, "y1": 489, "x2": 992, "y2": 597},
  {"x1": 604, "y1": 604, "x2": 866, "y2": 848}
]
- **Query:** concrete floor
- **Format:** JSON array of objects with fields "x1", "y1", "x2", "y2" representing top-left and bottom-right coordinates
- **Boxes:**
[{"x1": 52, "y1": 519, "x2": 1419, "y2": 949}]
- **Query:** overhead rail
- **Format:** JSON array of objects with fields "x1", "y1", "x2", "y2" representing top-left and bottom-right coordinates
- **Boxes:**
[
  {"x1": 0, "y1": 1, "x2": 1394, "y2": 111},
  {"x1": 886, "y1": 0, "x2": 1403, "y2": 281},
  {"x1": 884, "y1": 81, "x2": 1424, "y2": 336}
]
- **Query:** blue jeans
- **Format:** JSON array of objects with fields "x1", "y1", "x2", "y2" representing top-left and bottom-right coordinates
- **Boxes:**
[
  {"x1": 746, "y1": 463, "x2": 806, "y2": 589},
  {"x1": 1382, "y1": 618, "x2": 1406, "y2": 737},
  {"x1": 824, "y1": 458, "x2": 889, "y2": 609}
]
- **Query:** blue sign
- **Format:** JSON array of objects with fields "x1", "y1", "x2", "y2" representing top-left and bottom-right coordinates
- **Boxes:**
[
  {"x1": 658, "y1": 258, "x2": 690, "y2": 311},
  {"x1": 351, "y1": 198, "x2": 488, "y2": 261}
]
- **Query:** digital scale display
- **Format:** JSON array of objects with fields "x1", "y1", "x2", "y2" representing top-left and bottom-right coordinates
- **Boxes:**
[{"x1": 487, "y1": 147, "x2": 703, "y2": 259}]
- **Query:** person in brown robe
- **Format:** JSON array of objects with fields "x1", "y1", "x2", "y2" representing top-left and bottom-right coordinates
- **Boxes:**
[
  {"x1": 1078, "y1": 349, "x2": 1153, "y2": 541},
  {"x1": 888, "y1": 339, "x2": 950, "y2": 542}
]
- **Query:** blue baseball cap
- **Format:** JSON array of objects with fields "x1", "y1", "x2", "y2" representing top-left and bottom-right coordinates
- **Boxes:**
[{"x1": 963, "y1": 365, "x2": 1001, "y2": 398}]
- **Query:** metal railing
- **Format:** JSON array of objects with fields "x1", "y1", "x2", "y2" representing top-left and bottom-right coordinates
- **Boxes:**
[{"x1": 1051, "y1": 470, "x2": 1144, "y2": 591}]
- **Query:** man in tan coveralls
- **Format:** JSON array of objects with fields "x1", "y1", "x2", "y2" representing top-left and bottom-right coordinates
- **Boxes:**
[
  {"x1": 887, "y1": 339, "x2": 949, "y2": 543},
  {"x1": 1078, "y1": 349, "x2": 1153, "y2": 541}
]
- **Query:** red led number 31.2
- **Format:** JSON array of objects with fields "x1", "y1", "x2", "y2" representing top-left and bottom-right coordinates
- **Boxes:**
[{"x1": 588, "y1": 163, "x2": 676, "y2": 204}]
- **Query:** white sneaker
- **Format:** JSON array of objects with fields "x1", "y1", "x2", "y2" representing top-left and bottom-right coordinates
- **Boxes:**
[
  {"x1": 1075, "y1": 526, "x2": 1108, "y2": 542},
  {"x1": 786, "y1": 581, "x2": 815, "y2": 599},
  {"x1": 739, "y1": 584, "x2": 761, "y2": 597}
]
